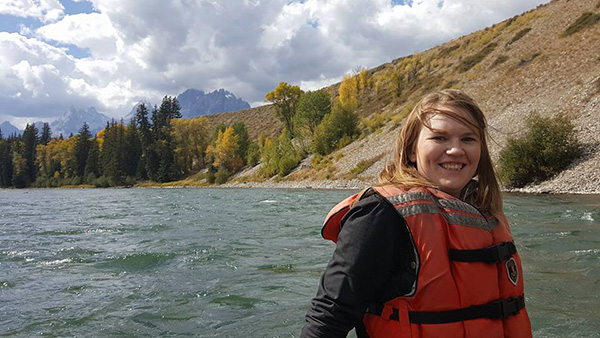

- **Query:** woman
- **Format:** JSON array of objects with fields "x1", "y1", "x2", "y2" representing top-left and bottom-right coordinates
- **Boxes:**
[{"x1": 301, "y1": 89, "x2": 532, "y2": 338}]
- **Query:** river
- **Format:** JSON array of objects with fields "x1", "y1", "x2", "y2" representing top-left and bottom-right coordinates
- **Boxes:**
[{"x1": 0, "y1": 188, "x2": 598, "y2": 337}]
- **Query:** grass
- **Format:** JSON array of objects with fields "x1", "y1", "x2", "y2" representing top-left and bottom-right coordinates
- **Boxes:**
[{"x1": 561, "y1": 12, "x2": 600, "y2": 37}]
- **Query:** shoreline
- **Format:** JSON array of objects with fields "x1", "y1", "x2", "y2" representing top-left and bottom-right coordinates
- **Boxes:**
[{"x1": 5, "y1": 179, "x2": 598, "y2": 195}]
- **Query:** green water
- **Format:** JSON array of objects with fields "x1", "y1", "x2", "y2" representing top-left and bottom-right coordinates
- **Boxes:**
[{"x1": 0, "y1": 189, "x2": 598, "y2": 337}]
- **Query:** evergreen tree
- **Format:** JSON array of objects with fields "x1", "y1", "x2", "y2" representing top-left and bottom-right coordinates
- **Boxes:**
[
  {"x1": 0, "y1": 138, "x2": 13, "y2": 187},
  {"x1": 39, "y1": 123, "x2": 51, "y2": 145},
  {"x1": 75, "y1": 122, "x2": 92, "y2": 179},
  {"x1": 83, "y1": 139, "x2": 100, "y2": 183},
  {"x1": 100, "y1": 120, "x2": 123, "y2": 185},
  {"x1": 135, "y1": 103, "x2": 153, "y2": 179},
  {"x1": 21, "y1": 124, "x2": 38, "y2": 185},
  {"x1": 124, "y1": 118, "x2": 142, "y2": 178}
]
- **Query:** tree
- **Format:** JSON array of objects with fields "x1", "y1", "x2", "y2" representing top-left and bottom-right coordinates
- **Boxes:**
[
  {"x1": 232, "y1": 122, "x2": 250, "y2": 164},
  {"x1": 39, "y1": 123, "x2": 51, "y2": 145},
  {"x1": 75, "y1": 122, "x2": 92, "y2": 179},
  {"x1": 124, "y1": 118, "x2": 142, "y2": 178},
  {"x1": 0, "y1": 138, "x2": 13, "y2": 187},
  {"x1": 265, "y1": 82, "x2": 303, "y2": 137},
  {"x1": 135, "y1": 103, "x2": 153, "y2": 179},
  {"x1": 295, "y1": 89, "x2": 331, "y2": 134},
  {"x1": 21, "y1": 124, "x2": 38, "y2": 185},
  {"x1": 83, "y1": 139, "x2": 100, "y2": 183},
  {"x1": 312, "y1": 101, "x2": 359, "y2": 155},
  {"x1": 206, "y1": 126, "x2": 242, "y2": 174},
  {"x1": 172, "y1": 117, "x2": 210, "y2": 175}
]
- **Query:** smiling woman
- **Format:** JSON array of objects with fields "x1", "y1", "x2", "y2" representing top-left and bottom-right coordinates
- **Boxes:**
[{"x1": 302, "y1": 90, "x2": 532, "y2": 338}]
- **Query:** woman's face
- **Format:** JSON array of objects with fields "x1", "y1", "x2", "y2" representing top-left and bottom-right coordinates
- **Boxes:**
[{"x1": 409, "y1": 108, "x2": 481, "y2": 197}]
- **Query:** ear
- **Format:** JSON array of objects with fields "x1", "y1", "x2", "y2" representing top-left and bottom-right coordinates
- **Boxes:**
[{"x1": 409, "y1": 147, "x2": 417, "y2": 163}]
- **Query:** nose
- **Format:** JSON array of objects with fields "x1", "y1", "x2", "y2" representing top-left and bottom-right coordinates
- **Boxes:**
[{"x1": 446, "y1": 143, "x2": 465, "y2": 156}]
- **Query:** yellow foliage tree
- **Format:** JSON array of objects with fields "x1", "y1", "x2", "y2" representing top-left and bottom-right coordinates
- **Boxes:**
[
  {"x1": 206, "y1": 126, "x2": 242, "y2": 172},
  {"x1": 172, "y1": 117, "x2": 210, "y2": 174}
]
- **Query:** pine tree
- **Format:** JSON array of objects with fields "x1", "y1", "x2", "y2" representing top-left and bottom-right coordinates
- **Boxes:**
[
  {"x1": 75, "y1": 122, "x2": 92, "y2": 180},
  {"x1": 21, "y1": 124, "x2": 38, "y2": 185},
  {"x1": 83, "y1": 139, "x2": 100, "y2": 183},
  {"x1": 39, "y1": 123, "x2": 51, "y2": 145},
  {"x1": 124, "y1": 118, "x2": 142, "y2": 178},
  {"x1": 135, "y1": 103, "x2": 153, "y2": 179},
  {"x1": 0, "y1": 138, "x2": 13, "y2": 187}
]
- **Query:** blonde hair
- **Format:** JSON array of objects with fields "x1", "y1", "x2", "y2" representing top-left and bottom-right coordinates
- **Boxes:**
[{"x1": 378, "y1": 89, "x2": 502, "y2": 217}]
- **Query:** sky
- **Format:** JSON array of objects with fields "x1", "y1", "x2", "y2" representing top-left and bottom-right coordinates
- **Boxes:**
[{"x1": 0, "y1": 0, "x2": 550, "y2": 128}]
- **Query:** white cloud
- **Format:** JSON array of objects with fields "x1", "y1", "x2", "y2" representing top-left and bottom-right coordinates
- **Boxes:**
[
  {"x1": 0, "y1": 0, "x2": 550, "y2": 124},
  {"x1": 36, "y1": 13, "x2": 119, "y2": 58},
  {"x1": 0, "y1": 0, "x2": 64, "y2": 22}
]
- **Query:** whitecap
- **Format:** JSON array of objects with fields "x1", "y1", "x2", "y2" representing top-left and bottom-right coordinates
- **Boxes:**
[
  {"x1": 581, "y1": 212, "x2": 594, "y2": 221},
  {"x1": 260, "y1": 200, "x2": 277, "y2": 203},
  {"x1": 39, "y1": 258, "x2": 72, "y2": 266}
]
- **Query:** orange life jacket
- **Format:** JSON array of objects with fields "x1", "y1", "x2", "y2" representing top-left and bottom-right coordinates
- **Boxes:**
[{"x1": 322, "y1": 185, "x2": 532, "y2": 338}]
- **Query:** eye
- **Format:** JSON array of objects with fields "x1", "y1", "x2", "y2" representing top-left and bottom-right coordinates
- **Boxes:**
[
  {"x1": 462, "y1": 136, "x2": 477, "y2": 142},
  {"x1": 430, "y1": 135, "x2": 446, "y2": 141}
]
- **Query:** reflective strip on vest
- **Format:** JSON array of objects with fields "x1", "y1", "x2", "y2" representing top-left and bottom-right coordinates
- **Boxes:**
[{"x1": 386, "y1": 192, "x2": 498, "y2": 231}]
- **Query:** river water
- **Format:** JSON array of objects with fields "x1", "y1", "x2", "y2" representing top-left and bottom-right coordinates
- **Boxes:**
[{"x1": 0, "y1": 188, "x2": 598, "y2": 337}]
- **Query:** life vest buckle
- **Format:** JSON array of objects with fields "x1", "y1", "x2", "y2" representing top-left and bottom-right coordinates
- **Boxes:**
[
  {"x1": 494, "y1": 241, "x2": 517, "y2": 262},
  {"x1": 498, "y1": 296, "x2": 525, "y2": 318}
]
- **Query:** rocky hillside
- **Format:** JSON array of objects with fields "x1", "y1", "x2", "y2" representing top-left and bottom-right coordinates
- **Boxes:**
[{"x1": 220, "y1": 0, "x2": 600, "y2": 193}]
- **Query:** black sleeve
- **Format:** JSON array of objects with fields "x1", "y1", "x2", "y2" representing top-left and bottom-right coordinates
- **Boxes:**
[{"x1": 300, "y1": 191, "x2": 416, "y2": 338}]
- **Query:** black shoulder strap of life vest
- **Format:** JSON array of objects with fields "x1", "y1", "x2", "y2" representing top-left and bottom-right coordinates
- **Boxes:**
[
  {"x1": 448, "y1": 241, "x2": 517, "y2": 264},
  {"x1": 367, "y1": 295, "x2": 525, "y2": 325}
]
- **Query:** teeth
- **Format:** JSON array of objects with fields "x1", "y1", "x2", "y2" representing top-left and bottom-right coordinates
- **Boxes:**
[{"x1": 441, "y1": 163, "x2": 463, "y2": 171}]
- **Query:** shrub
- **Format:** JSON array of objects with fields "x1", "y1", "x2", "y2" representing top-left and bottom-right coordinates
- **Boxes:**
[
  {"x1": 490, "y1": 55, "x2": 509, "y2": 68},
  {"x1": 498, "y1": 113, "x2": 582, "y2": 188},
  {"x1": 246, "y1": 142, "x2": 260, "y2": 167},
  {"x1": 518, "y1": 52, "x2": 541, "y2": 67},
  {"x1": 561, "y1": 12, "x2": 600, "y2": 37},
  {"x1": 507, "y1": 27, "x2": 532, "y2": 45},
  {"x1": 215, "y1": 167, "x2": 230, "y2": 184},
  {"x1": 457, "y1": 43, "x2": 498, "y2": 73}
]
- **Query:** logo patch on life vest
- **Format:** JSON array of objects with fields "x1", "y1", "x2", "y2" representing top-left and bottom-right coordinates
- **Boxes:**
[{"x1": 505, "y1": 258, "x2": 519, "y2": 285}]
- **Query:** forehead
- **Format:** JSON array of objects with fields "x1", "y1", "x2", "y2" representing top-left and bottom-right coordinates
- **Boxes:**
[{"x1": 420, "y1": 105, "x2": 479, "y2": 133}]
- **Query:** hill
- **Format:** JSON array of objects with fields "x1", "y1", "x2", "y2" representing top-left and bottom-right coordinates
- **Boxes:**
[{"x1": 214, "y1": 0, "x2": 600, "y2": 193}]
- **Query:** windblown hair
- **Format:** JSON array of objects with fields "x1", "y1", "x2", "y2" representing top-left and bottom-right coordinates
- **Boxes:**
[{"x1": 378, "y1": 89, "x2": 502, "y2": 217}]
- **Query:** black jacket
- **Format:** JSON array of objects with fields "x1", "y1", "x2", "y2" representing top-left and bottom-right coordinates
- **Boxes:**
[{"x1": 301, "y1": 189, "x2": 417, "y2": 337}]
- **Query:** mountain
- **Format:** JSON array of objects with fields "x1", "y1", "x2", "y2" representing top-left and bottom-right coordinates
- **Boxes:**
[
  {"x1": 177, "y1": 89, "x2": 250, "y2": 118},
  {"x1": 0, "y1": 121, "x2": 22, "y2": 137},
  {"x1": 50, "y1": 107, "x2": 110, "y2": 137},
  {"x1": 123, "y1": 100, "x2": 153, "y2": 121}
]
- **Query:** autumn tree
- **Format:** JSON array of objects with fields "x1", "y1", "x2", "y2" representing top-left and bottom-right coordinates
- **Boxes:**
[
  {"x1": 206, "y1": 126, "x2": 241, "y2": 173},
  {"x1": 265, "y1": 82, "x2": 303, "y2": 137},
  {"x1": 172, "y1": 117, "x2": 210, "y2": 175}
]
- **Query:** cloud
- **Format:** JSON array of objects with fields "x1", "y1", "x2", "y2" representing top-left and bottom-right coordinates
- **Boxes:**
[
  {"x1": 0, "y1": 0, "x2": 64, "y2": 22},
  {"x1": 0, "y1": 0, "x2": 550, "y2": 127},
  {"x1": 36, "y1": 12, "x2": 119, "y2": 58}
]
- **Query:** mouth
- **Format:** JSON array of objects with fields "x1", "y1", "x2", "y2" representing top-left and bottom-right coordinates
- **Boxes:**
[{"x1": 439, "y1": 163, "x2": 465, "y2": 171}]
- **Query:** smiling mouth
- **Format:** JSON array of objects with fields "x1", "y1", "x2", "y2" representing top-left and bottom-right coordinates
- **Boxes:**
[{"x1": 440, "y1": 163, "x2": 465, "y2": 171}]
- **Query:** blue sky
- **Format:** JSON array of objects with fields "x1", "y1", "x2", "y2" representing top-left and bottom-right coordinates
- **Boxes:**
[{"x1": 0, "y1": 0, "x2": 550, "y2": 128}]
